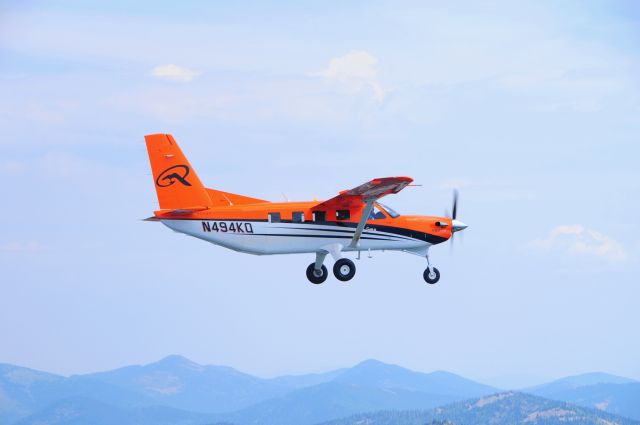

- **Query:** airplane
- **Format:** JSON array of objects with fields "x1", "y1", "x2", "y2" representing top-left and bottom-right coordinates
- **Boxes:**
[{"x1": 144, "y1": 133, "x2": 468, "y2": 284}]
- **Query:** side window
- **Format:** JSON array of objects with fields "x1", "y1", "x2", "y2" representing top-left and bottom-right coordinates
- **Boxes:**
[
  {"x1": 292, "y1": 212, "x2": 304, "y2": 223},
  {"x1": 268, "y1": 212, "x2": 281, "y2": 223},
  {"x1": 313, "y1": 211, "x2": 326, "y2": 222},
  {"x1": 336, "y1": 209, "x2": 350, "y2": 220}
]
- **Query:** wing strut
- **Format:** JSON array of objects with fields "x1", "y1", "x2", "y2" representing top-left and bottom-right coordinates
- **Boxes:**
[{"x1": 349, "y1": 199, "x2": 376, "y2": 248}]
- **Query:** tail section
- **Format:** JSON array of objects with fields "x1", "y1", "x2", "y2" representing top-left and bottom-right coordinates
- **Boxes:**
[{"x1": 144, "y1": 134, "x2": 212, "y2": 210}]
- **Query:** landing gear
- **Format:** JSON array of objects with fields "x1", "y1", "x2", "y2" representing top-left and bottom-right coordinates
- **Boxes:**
[
  {"x1": 306, "y1": 246, "x2": 356, "y2": 284},
  {"x1": 423, "y1": 267, "x2": 440, "y2": 284},
  {"x1": 333, "y1": 258, "x2": 356, "y2": 282},
  {"x1": 306, "y1": 263, "x2": 328, "y2": 284}
]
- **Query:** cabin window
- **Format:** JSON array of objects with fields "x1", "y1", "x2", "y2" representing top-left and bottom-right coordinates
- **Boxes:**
[
  {"x1": 336, "y1": 209, "x2": 350, "y2": 220},
  {"x1": 292, "y1": 212, "x2": 304, "y2": 223},
  {"x1": 268, "y1": 212, "x2": 281, "y2": 223},
  {"x1": 313, "y1": 211, "x2": 327, "y2": 222}
]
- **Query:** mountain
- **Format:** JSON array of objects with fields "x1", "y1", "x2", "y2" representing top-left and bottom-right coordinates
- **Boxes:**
[
  {"x1": 526, "y1": 372, "x2": 640, "y2": 420},
  {"x1": 85, "y1": 354, "x2": 290, "y2": 414},
  {"x1": 217, "y1": 359, "x2": 498, "y2": 425},
  {"x1": 0, "y1": 363, "x2": 149, "y2": 424},
  {"x1": 3, "y1": 357, "x2": 638, "y2": 425},
  {"x1": 266, "y1": 368, "x2": 346, "y2": 390},
  {"x1": 13, "y1": 397, "x2": 216, "y2": 425},
  {"x1": 4, "y1": 357, "x2": 491, "y2": 425},
  {"x1": 543, "y1": 383, "x2": 640, "y2": 420},
  {"x1": 0, "y1": 363, "x2": 61, "y2": 423},
  {"x1": 528, "y1": 372, "x2": 637, "y2": 395},
  {"x1": 0, "y1": 355, "x2": 309, "y2": 423},
  {"x1": 333, "y1": 359, "x2": 497, "y2": 398},
  {"x1": 317, "y1": 391, "x2": 640, "y2": 425}
]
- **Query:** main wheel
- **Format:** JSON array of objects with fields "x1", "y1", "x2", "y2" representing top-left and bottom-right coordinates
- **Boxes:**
[
  {"x1": 423, "y1": 267, "x2": 440, "y2": 284},
  {"x1": 333, "y1": 258, "x2": 356, "y2": 282},
  {"x1": 306, "y1": 263, "x2": 328, "y2": 284}
]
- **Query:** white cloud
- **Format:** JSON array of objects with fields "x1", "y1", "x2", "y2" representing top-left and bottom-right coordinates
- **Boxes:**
[
  {"x1": 316, "y1": 50, "x2": 386, "y2": 101},
  {"x1": 531, "y1": 225, "x2": 628, "y2": 262},
  {"x1": 151, "y1": 64, "x2": 200, "y2": 83}
]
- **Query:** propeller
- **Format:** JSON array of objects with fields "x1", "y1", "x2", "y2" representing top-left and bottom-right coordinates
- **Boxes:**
[{"x1": 445, "y1": 189, "x2": 467, "y2": 249}]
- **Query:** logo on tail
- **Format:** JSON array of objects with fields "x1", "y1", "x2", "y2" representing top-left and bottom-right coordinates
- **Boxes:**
[{"x1": 156, "y1": 165, "x2": 192, "y2": 187}]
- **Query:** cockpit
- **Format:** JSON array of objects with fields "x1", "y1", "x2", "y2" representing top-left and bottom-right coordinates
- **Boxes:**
[{"x1": 368, "y1": 202, "x2": 401, "y2": 220}]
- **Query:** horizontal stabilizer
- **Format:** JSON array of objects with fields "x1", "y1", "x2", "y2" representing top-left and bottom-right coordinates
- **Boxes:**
[
  {"x1": 206, "y1": 189, "x2": 268, "y2": 206},
  {"x1": 155, "y1": 206, "x2": 209, "y2": 216}
]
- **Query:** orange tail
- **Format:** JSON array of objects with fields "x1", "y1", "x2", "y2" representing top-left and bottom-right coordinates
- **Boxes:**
[{"x1": 144, "y1": 134, "x2": 212, "y2": 210}]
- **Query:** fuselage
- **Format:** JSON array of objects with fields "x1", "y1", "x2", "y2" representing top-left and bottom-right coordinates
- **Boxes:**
[{"x1": 156, "y1": 201, "x2": 452, "y2": 255}]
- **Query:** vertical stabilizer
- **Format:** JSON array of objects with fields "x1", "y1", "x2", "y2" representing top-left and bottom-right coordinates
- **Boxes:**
[{"x1": 144, "y1": 134, "x2": 212, "y2": 210}]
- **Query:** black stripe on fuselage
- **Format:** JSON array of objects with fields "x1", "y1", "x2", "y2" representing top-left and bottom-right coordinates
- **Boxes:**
[
  {"x1": 271, "y1": 225, "x2": 416, "y2": 242},
  {"x1": 238, "y1": 233, "x2": 396, "y2": 241},
  {"x1": 164, "y1": 218, "x2": 448, "y2": 244},
  {"x1": 276, "y1": 221, "x2": 447, "y2": 244}
]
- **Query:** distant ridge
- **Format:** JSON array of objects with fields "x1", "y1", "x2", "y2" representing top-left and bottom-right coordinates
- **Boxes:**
[
  {"x1": 13, "y1": 397, "x2": 212, "y2": 425},
  {"x1": 0, "y1": 363, "x2": 150, "y2": 424},
  {"x1": 2, "y1": 357, "x2": 639, "y2": 425},
  {"x1": 217, "y1": 359, "x2": 498, "y2": 425},
  {"x1": 527, "y1": 371, "x2": 637, "y2": 394},
  {"x1": 85, "y1": 355, "x2": 291, "y2": 413},
  {"x1": 333, "y1": 359, "x2": 497, "y2": 397},
  {"x1": 525, "y1": 373, "x2": 640, "y2": 421},
  {"x1": 316, "y1": 391, "x2": 640, "y2": 425}
]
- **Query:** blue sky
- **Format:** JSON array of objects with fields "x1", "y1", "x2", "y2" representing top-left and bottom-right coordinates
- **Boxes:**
[{"x1": 1, "y1": 0, "x2": 639, "y2": 388}]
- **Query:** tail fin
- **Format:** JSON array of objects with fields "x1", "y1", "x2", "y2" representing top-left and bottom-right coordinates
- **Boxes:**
[{"x1": 144, "y1": 134, "x2": 212, "y2": 210}]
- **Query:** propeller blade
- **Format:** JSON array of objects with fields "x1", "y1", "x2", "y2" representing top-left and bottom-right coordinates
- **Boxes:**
[
  {"x1": 452, "y1": 189, "x2": 459, "y2": 220},
  {"x1": 450, "y1": 189, "x2": 460, "y2": 253}
]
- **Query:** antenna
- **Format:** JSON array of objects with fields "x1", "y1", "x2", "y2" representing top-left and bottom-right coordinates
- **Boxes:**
[{"x1": 221, "y1": 193, "x2": 233, "y2": 206}]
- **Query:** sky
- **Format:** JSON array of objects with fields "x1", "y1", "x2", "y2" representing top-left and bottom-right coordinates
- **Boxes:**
[{"x1": 0, "y1": 0, "x2": 639, "y2": 389}]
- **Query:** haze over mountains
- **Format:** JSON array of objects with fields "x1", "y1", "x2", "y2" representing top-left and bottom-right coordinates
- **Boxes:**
[{"x1": 1, "y1": 356, "x2": 638, "y2": 425}]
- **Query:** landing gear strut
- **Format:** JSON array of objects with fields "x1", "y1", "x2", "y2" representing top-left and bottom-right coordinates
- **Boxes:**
[
  {"x1": 306, "y1": 245, "x2": 357, "y2": 284},
  {"x1": 423, "y1": 253, "x2": 440, "y2": 284},
  {"x1": 333, "y1": 258, "x2": 356, "y2": 282}
]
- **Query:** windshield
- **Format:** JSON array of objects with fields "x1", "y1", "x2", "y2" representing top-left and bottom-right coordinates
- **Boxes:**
[
  {"x1": 375, "y1": 202, "x2": 400, "y2": 218},
  {"x1": 368, "y1": 205, "x2": 387, "y2": 220}
]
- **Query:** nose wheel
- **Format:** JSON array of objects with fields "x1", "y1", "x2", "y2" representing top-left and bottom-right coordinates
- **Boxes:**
[{"x1": 423, "y1": 267, "x2": 440, "y2": 284}]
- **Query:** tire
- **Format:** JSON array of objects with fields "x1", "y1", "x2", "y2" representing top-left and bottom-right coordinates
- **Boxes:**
[
  {"x1": 306, "y1": 263, "x2": 328, "y2": 284},
  {"x1": 423, "y1": 267, "x2": 440, "y2": 284},
  {"x1": 333, "y1": 258, "x2": 356, "y2": 282}
]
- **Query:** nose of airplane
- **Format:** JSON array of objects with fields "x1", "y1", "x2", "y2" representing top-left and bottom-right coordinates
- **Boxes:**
[{"x1": 452, "y1": 219, "x2": 468, "y2": 232}]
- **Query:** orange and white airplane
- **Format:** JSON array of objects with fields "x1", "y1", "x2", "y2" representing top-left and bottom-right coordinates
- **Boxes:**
[{"x1": 144, "y1": 134, "x2": 468, "y2": 284}]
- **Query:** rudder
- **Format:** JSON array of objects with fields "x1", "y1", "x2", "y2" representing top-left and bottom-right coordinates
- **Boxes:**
[{"x1": 144, "y1": 134, "x2": 212, "y2": 210}]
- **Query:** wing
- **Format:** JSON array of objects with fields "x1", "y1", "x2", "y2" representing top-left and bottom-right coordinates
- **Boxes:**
[
  {"x1": 313, "y1": 176, "x2": 413, "y2": 248},
  {"x1": 314, "y1": 176, "x2": 413, "y2": 209}
]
